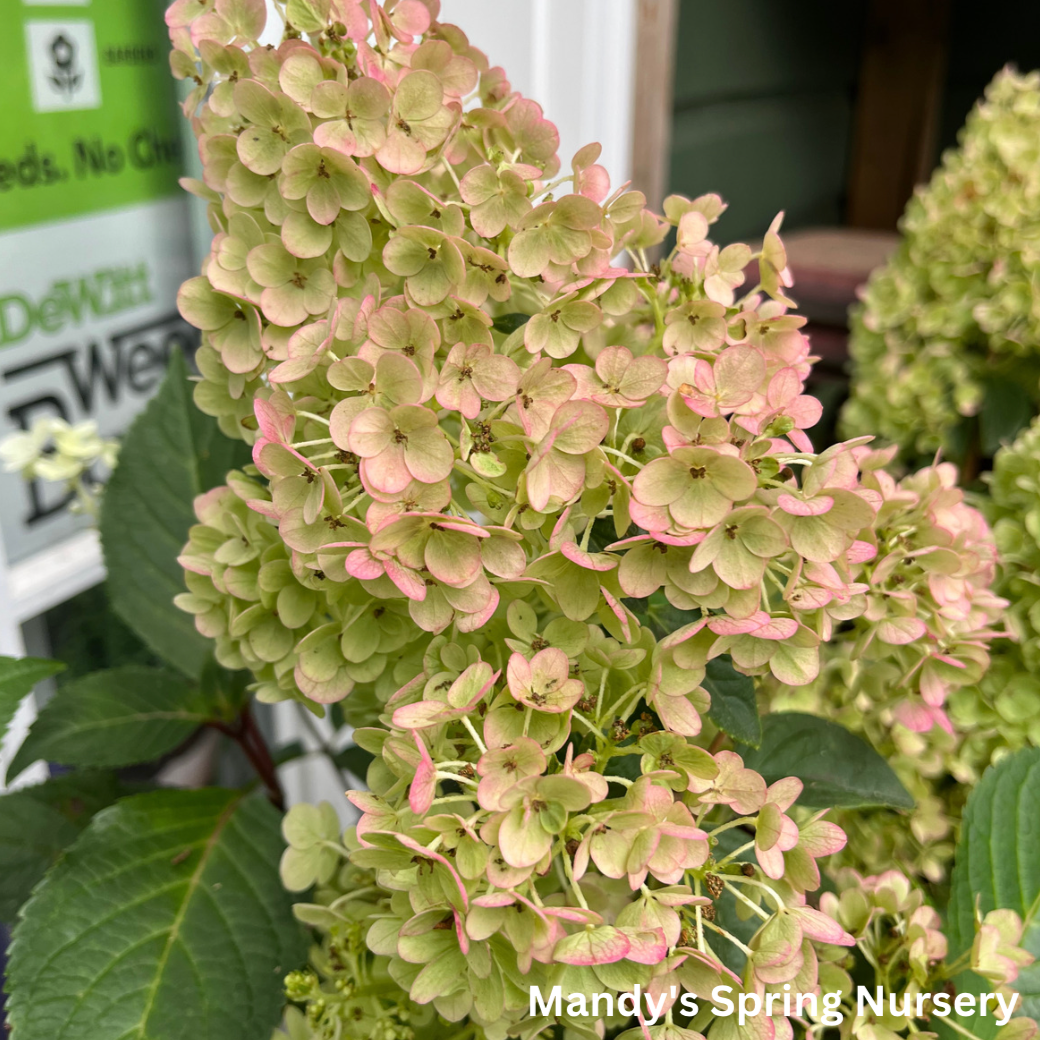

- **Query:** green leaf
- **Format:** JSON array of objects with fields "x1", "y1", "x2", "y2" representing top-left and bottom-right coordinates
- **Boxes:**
[
  {"x1": 5, "y1": 788, "x2": 307, "y2": 1040},
  {"x1": 0, "y1": 655, "x2": 64, "y2": 748},
  {"x1": 0, "y1": 771, "x2": 141, "y2": 922},
  {"x1": 606, "y1": 747, "x2": 643, "y2": 784},
  {"x1": 7, "y1": 666, "x2": 212, "y2": 781},
  {"x1": 741, "y1": 713, "x2": 914, "y2": 810},
  {"x1": 944, "y1": 747, "x2": 1040, "y2": 1032},
  {"x1": 491, "y1": 312, "x2": 531, "y2": 334},
  {"x1": 980, "y1": 376, "x2": 1034, "y2": 457},
  {"x1": 703, "y1": 656, "x2": 761, "y2": 749},
  {"x1": 99, "y1": 349, "x2": 248, "y2": 680},
  {"x1": 333, "y1": 743, "x2": 374, "y2": 780}
]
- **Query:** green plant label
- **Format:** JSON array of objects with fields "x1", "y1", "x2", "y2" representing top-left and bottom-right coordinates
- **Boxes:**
[{"x1": 2, "y1": 0, "x2": 184, "y2": 230}]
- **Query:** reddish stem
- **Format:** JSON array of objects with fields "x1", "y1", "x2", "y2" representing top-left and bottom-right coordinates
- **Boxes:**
[{"x1": 211, "y1": 708, "x2": 285, "y2": 811}]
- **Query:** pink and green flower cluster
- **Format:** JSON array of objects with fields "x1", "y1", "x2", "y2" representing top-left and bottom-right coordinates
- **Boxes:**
[
  {"x1": 171, "y1": 0, "x2": 988, "y2": 736},
  {"x1": 163, "y1": 2, "x2": 1033, "y2": 1039},
  {"x1": 767, "y1": 453, "x2": 1027, "y2": 882},
  {"x1": 315, "y1": 667, "x2": 854, "y2": 1033},
  {"x1": 842, "y1": 67, "x2": 1040, "y2": 469}
]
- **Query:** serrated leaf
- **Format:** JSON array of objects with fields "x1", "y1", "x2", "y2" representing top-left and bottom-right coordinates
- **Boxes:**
[
  {"x1": 742, "y1": 713, "x2": 914, "y2": 810},
  {"x1": 703, "y1": 655, "x2": 761, "y2": 749},
  {"x1": 5, "y1": 788, "x2": 307, "y2": 1040},
  {"x1": 0, "y1": 771, "x2": 141, "y2": 922},
  {"x1": 99, "y1": 349, "x2": 248, "y2": 680},
  {"x1": 0, "y1": 797, "x2": 78, "y2": 923},
  {"x1": 7, "y1": 666, "x2": 212, "y2": 781},
  {"x1": 944, "y1": 747, "x2": 1040, "y2": 1034},
  {"x1": 0, "y1": 655, "x2": 64, "y2": 748}
]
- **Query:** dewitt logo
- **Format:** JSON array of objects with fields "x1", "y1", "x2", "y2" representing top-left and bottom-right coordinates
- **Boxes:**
[{"x1": 25, "y1": 20, "x2": 101, "y2": 112}]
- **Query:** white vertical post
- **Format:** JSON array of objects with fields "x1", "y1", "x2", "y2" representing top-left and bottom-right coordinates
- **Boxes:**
[
  {"x1": 0, "y1": 536, "x2": 36, "y2": 791},
  {"x1": 0, "y1": 529, "x2": 106, "y2": 790},
  {"x1": 438, "y1": 0, "x2": 637, "y2": 188},
  {"x1": 0, "y1": 539, "x2": 25, "y2": 659}
]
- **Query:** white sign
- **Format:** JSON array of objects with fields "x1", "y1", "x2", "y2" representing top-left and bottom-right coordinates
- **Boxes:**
[{"x1": 0, "y1": 196, "x2": 195, "y2": 564}]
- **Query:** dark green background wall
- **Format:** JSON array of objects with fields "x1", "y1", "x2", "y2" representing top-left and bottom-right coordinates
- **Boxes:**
[{"x1": 668, "y1": 0, "x2": 1040, "y2": 244}]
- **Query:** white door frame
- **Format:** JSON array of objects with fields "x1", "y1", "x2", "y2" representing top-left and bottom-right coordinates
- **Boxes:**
[{"x1": 0, "y1": 530, "x2": 102, "y2": 787}]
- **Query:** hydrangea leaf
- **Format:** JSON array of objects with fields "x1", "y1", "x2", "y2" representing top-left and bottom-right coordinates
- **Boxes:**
[
  {"x1": 4, "y1": 788, "x2": 307, "y2": 1040},
  {"x1": 0, "y1": 771, "x2": 141, "y2": 922},
  {"x1": 491, "y1": 312, "x2": 531, "y2": 335},
  {"x1": 945, "y1": 747, "x2": 1040, "y2": 1030},
  {"x1": 0, "y1": 655, "x2": 64, "y2": 753},
  {"x1": 99, "y1": 350, "x2": 250, "y2": 679},
  {"x1": 6, "y1": 667, "x2": 213, "y2": 781},
  {"x1": 703, "y1": 655, "x2": 761, "y2": 749},
  {"x1": 741, "y1": 713, "x2": 913, "y2": 810}
]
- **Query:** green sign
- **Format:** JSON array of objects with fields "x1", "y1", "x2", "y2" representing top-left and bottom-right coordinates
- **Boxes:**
[{"x1": 1, "y1": 0, "x2": 184, "y2": 231}]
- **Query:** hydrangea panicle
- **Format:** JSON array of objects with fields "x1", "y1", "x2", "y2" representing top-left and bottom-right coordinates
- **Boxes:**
[
  {"x1": 843, "y1": 67, "x2": 1040, "y2": 470},
  {"x1": 164, "y1": 3, "x2": 1034, "y2": 1038}
]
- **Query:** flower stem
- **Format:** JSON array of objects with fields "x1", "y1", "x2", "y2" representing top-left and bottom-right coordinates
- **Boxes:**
[
  {"x1": 212, "y1": 707, "x2": 285, "y2": 810},
  {"x1": 461, "y1": 715, "x2": 487, "y2": 755},
  {"x1": 702, "y1": 919, "x2": 752, "y2": 956},
  {"x1": 943, "y1": 1020, "x2": 989, "y2": 1040},
  {"x1": 727, "y1": 873, "x2": 787, "y2": 910},
  {"x1": 601, "y1": 445, "x2": 645, "y2": 469},
  {"x1": 722, "y1": 881, "x2": 770, "y2": 920},
  {"x1": 571, "y1": 710, "x2": 606, "y2": 744},
  {"x1": 714, "y1": 839, "x2": 756, "y2": 866},
  {"x1": 560, "y1": 845, "x2": 589, "y2": 909}
]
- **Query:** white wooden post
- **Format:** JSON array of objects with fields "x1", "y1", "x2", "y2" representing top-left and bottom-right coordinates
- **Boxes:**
[
  {"x1": 0, "y1": 537, "x2": 29, "y2": 783},
  {"x1": 438, "y1": 0, "x2": 637, "y2": 190},
  {"x1": 0, "y1": 531, "x2": 102, "y2": 787}
]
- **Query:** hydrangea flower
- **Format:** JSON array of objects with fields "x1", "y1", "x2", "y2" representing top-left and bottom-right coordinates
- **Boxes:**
[
  {"x1": 0, "y1": 415, "x2": 119, "y2": 517},
  {"x1": 843, "y1": 68, "x2": 1040, "y2": 470},
  {"x1": 160, "y1": 4, "x2": 1033, "y2": 1038}
]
